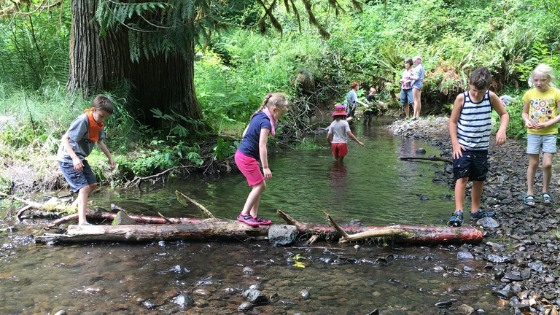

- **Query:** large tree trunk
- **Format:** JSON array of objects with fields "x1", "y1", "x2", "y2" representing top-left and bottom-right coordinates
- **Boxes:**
[{"x1": 68, "y1": 1, "x2": 204, "y2": 129}]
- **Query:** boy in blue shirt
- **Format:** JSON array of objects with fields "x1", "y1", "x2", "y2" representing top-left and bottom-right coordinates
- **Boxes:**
[{"x1": 57, "y1": 96, "x2": 115, "y2": 225}]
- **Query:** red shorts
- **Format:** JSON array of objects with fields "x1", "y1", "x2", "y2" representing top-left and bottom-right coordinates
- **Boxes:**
[
  {"x1": 331, "y1": 143, "x2": 348, "y2": 157},
  {"x1": 235, "y1": 150, "x2": 264, "y2": 186}
]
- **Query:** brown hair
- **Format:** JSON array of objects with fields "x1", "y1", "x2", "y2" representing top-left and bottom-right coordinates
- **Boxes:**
[
  {"x1": 469, "y1": 66, "x2": 492, "y2": 90},
  {"x1": 350, "y1": 81, "x2": 359, "y2": 89},
  {"x1": 404, "y1": 58, "x2": 413, "y2": 66},
  {"x1": 92, "y1": 95, "x2": 114, "y2": 114}
]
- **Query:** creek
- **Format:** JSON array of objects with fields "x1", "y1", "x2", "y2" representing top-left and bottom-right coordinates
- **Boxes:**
[{"x1": 0, "y1": 119, "x2": 505, "y2": 314}]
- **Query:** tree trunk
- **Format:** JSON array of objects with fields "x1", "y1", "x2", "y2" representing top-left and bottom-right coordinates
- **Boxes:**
[{"x1": 67, "y1": 1, "x2": 204, "y2": 129}]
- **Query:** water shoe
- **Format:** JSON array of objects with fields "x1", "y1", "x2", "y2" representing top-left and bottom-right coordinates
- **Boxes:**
[
  {"x1": 523, "y1": 194, "x2": 536, "y2": 208},
  {"x1": 253, "y1": 216, "x2": 272, "y2": 225},
  {"x1": 542, "y1": 192, "x2": 554, "y2": 206},
  {"x1": 237, "y1": 212, "x2": 259, "y2": 226},
  {"x1": 447, "y1": 210, "x2": 463, "y2": 227},
  {"x1": 470, "y1": 209, "x2": 495, "y2": 220}
]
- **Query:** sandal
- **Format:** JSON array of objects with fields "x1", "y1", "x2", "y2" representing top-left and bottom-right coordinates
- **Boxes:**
[
  {"x1": 447, "y1": 210, "x2": 463, "y2": 227},
  {"x1": 542, "y1": 192, "x2": 554, "y2": 206},
  {"x1": 523, "y1": 194, "x2": 536, "y2": 208},
  {"x1": 470, "y1": 209, "x2": 495, "y2": 220}
]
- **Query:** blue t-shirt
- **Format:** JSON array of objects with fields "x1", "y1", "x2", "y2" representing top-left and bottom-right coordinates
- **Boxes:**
[
  {"x1": 57, "y1": 113, "x2": 106, "y2": 163},
  {"x1": 344, "y1": 90, "x2": 358, "y2": 115},
  {"x1": 238, "y1": 111, "x2": 272, "y2": 160}
]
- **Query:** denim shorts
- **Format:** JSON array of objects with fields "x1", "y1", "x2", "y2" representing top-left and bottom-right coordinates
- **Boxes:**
[
  {"x1": 58, "y1": 160, "x2": 97, "y2": 192},
  {"x1": 527, "y1": 134, "x2": 557, "y2": 154},
  {"x1": 400, "y1": 89, "x2": 413, "y2": 105},
  {"x1": 453, "y1": 150, "x2": 489, "y2": 181}
]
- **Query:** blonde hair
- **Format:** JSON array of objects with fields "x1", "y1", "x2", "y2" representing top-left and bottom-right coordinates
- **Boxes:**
[
  {"x1": 253, "y1": 92, "x2": 289, "y2": 118},
  {"x1": 533, "y1": 64, "x2": 555, "y2": 82}
]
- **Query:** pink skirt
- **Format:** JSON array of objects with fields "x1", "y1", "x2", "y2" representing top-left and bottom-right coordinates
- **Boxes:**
[{"x1": 235, "y1": 150, "x2": 264, "y2": 186}]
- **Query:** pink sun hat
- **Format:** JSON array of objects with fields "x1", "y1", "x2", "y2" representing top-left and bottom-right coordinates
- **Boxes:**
[{"x1": 332, "y1": 105, "x2": 347, "y2": 116}]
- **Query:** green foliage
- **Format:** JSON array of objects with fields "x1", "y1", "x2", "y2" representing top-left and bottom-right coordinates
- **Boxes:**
[
  {"x1": 294, "y1": 137, "x2": 322, "y2": 150},
  {"x1": 151, "y1": 108, "x2": 205, "y2": 140},
  {"x1": 0, "y1": 175, "x2": 11, "y2": 194},
  {"x1": 213, "y1": 138, "x2": 236, "y2": 161},
  {"x1": 492, "y1": 100, "x2": 526, "y2": 139}
]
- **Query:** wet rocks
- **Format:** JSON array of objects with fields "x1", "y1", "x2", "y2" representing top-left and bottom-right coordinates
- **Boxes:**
[
  {"x1": 389, "y1": 117, "x2": 560, "y2": 312},
  {"x1": 268, "y1": 224, "x2": 298, "y2": 246},
  {"x1": 242, "y1": 289, "x2": 268, "y2": 305}
]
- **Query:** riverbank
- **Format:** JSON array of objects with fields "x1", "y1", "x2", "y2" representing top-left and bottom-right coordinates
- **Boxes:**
[{"x1": 389, "y1": 117, "x2": 560, "y2": 311}]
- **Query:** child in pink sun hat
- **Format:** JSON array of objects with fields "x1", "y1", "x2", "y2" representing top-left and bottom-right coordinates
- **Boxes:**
[{"x1": 327, "y1": 105, "x2": 364, "y2": 163}]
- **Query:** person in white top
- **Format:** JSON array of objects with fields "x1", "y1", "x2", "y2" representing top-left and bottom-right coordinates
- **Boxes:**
[{"x1": 327, "y1": 105, "x2": 364, "y2": 164}]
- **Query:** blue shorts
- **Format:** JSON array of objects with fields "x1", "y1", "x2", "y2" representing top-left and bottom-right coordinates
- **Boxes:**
[
  {"x1": 527, "y1": 134, "x2": 557, "y2": 154},
  {"x1": 58, "y1": 160, "x2": 97, "y2": 192},
  {"x1": 400, "y1": 89, "x2": 413, "y2": 105},
  {"x1": 453, "y1": 150, "x2": 488, "y2": 181}
]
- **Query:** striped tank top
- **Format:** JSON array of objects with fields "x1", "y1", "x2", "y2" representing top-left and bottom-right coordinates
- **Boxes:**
[{"x1": 457, "y1": 90, "x2": 492, "y2": 150}]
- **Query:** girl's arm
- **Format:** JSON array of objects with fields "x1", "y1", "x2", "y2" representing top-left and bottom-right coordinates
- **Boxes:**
[
  {"x1": 488, "y1": 92, "x2": 509, "y2": 146},
  {"x1": 346, "y1": 131, "x2": 364, "y2": 147},
  {"x1": 449, "y1": 93, "x2": 465, "y2": 158},
  {"x1": 521, "y1": 101, "x2": 534, "y2": 129},
  {"x1": 327, "y1": 132, "x2": 332, "y2": 146},
  {"x1": 259, "y1": 128, "x2": 272, "y2": 180},
  {"x1": 97, "y1": 140, "x2": 116, "y2": 171}
]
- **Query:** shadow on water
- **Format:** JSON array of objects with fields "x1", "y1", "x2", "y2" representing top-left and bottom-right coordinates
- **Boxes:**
[{"x1": 0, "y1": 118, "x2": 503, "y2": 314}]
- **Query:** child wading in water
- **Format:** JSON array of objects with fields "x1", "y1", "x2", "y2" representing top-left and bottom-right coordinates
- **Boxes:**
[
  {"x1": 57, "y1": 96, "x2": 116, "y2": 225},
  {"x1": 327, "y1": 105, "x2": 364, "y2": 163},
  {"x1": 235, "y1": 93, "x2": 289, "y2": 226},
  {"x1": 522, "y1": 64, "x2": 560, "y2": 207},
  {"x1": 448, "y1": 67, "x2": 509, "y2": 227}
]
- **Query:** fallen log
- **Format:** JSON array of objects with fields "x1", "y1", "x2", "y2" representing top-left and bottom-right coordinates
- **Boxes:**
[
  {"x1": 400, "y1": 156, "x2": 452, "y2": 163},
  {"x1": 323, "y1": 211, "x2": 482, "y2": 244},
  {"x1": 37, "y1": 209, "x2": 483, "y2": 245}
]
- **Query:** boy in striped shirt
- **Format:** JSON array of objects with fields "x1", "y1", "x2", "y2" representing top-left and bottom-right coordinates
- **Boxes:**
[{"x1": 448, "y1": 67, "x2": 509, "y2": 227}]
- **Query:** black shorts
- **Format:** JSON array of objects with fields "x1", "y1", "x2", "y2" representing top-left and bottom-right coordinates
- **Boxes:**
[{"x1": 453, "y1": 150, "x2": 488, "y2": 181}]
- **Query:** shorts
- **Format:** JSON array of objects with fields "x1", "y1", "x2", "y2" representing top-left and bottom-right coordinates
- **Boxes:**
[
  {"x1": 331, "y1": 143, "x2": 348, "y2": 157},
  {"x1": 452, "y1": 150, "x2": 488, "y2": 181},
  {"x1": 58, "y1": 160, "x2": 97, "y2": 192},
  {"x1": 363, "y1": 110, "x2": 374, "y2": 120},
  {"x1": 235, "y1": 150, "x2": 264, "y2": 186},
  {"x1": 527, "y1": 134, "x2": 557, "y2": 154},
  {"x1": 400, "y1": 89, "x2": 413, "y2": 105}
]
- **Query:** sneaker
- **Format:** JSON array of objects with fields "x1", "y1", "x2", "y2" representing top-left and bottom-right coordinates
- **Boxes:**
[
  {"x1": 470, "y1": 209, "x2": 495, "y2": 220},
  {"x1": 253, "y1": 216, "x2": 272, "y2": 225},
  {"x1": 237, "y1": 212, "x2": 259, "y2": 226},
  {"x1": 447, "y1": 210, "x2": 463, "y2": 227}
]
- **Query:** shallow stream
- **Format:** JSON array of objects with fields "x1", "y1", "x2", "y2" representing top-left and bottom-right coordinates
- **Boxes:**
[{"x1": 0, "y1": 119, "x2": 505, "y2": 314}]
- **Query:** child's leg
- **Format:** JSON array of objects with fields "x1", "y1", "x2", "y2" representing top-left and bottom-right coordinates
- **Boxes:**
[
  {"x1": 542, "y1": 152, "x2": 554, "y2": 193},
  {"x1": 526, "y1": 154, "x2": 540, "y2": 196},
  {"x1": 470, "y1": 181, "x2": 483, "y2": 213},
  {"x1": 77, "y1": 183, "x2": 97, "y2": 225},
  {"x1": 454, "y1": 177, "x2": 468, "y2": 212},
  {"x1": 241, "y1": 181, "x2": 266, "y2": 217}
]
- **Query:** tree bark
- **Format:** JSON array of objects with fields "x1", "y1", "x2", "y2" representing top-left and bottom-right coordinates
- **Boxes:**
[{"x1": 67, "y1": 1, "x2": 205, "y2": 129}]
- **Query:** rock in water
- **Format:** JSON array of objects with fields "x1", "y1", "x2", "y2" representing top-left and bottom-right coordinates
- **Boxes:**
[
  {"x1": 268, "y1": 224, "x2": 298, "y2": 246},
  {"x1": 112, "y1": 210, "x2": 137, "y2": 225}
]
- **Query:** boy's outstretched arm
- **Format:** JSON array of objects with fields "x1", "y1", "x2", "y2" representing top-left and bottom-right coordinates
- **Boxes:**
[
  {"x1": 449, "y1": 94, "x2": 465, "y2": 159},
  {"x1": 489, "y1": 92, "x2": 509, "y2": 146},
  {"x1": 96, "y1": 140, "x2": 116, "y2": 171}
]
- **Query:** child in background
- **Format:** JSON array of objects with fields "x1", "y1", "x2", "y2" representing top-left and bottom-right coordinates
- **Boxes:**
[
  {"x1": 521, "y1": 64, "x2": 560, "y2": 207},
  {"x1": 364, "y1": 87, "x2": 386, "y2": 124},
  {"x1": 57, "y1": 95, "x2": 116, "y2": 225},
  {"x1": 448, "y1": 66, "x2": 509, "y2": 227},
  {"x1": 235, "y1": 93, "x2": 289, "y2": 226},
  {"x1": 400, "y1": 58, "x2": 414, "y2": 120},
  {"x1": 344, "y1": 81, "x2": 370, "y2": 123},
  {"x1": 327, "y1": 105, "x2": 365, "y2": 164}
]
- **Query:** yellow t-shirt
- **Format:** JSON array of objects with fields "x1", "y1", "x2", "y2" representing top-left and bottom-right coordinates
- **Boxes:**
[{"x1": 523, "y1": 87, "x2": 560, "y2": 135}]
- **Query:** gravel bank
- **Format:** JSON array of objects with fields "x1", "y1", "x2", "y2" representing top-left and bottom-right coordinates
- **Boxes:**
[{"x1": 389, "y1": 117, "x2": 560, "y2": 313}]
